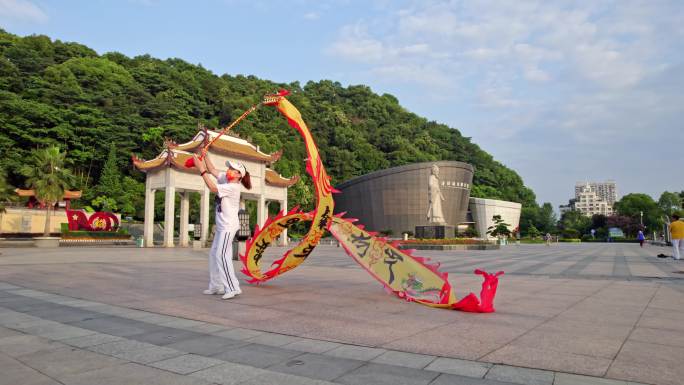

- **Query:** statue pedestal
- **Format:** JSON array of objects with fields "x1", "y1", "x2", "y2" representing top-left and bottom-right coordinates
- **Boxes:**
[{"x1": 415, "y1": 225, "x2": 456, "y2": 239}]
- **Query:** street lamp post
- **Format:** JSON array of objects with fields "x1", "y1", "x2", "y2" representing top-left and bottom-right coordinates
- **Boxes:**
[
  {"x1": 640, "y1": 211, "x2": 643, "y2": 227},
  {"x1": 233, "y1": 209, "x2": 251, "y2": 260}
]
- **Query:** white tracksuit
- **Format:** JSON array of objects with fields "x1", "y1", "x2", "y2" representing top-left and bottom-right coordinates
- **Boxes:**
[{"x1": 208, "y1": 174, "x2": 241, "y2": 293}]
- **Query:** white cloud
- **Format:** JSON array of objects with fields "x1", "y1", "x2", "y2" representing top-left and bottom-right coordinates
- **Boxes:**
[
  {"x1": 324, "y1": 0, "x2": 684, "y2": 205},
  {"x1": 303, "y1": 12, "x2": 319, "y2": 20},
  {"x1": 372, "y1": 63, "x2": 451, "y2": 88},
  {"x1": 0, "y1": 0, "x2": 47, "y2": 23},
  {"x1": 326, "y1": 24, "x2": 385, "y2": 62}
]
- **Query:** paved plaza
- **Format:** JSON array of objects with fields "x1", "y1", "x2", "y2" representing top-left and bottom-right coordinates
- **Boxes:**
[{"x1": 0, "y1": 243, "x2": 682, "y2": 385}]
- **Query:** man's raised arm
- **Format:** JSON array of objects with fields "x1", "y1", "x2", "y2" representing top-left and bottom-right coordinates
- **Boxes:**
[
  {"x1": 204, "y1": 154, "x2": 220, "y2": 178},
  {"x1": 193, "y1": 154, "x2": 218, "y2": 193}
]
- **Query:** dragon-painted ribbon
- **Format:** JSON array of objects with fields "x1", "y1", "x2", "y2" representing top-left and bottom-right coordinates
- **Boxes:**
[{"x1": 240, "y1": 91, "x2": 503, "y2": 312}]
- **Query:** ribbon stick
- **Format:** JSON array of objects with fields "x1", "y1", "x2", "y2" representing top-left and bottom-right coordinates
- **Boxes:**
[{"x1": 185, "y1": 103, "x2": 261, "y2": 168}]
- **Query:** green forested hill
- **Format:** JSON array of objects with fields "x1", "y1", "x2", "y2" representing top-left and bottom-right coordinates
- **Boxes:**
[{"x1": 0, "y1": 29, "x2": 541, "y2": 228}]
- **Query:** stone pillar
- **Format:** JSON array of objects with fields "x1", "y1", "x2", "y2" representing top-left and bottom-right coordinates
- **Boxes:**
[
  {"x1": 179, "y1": 191, "x2": 190, "y2": 247},
  {"x1": 257, "y1": 195, "x2": 267, "y2": 229},
  {"x1": 162, "y1": 168, "x2": 178, "y2": 247},
  {"x1": 144, "y1": 184, "x2": 155, "y2": 247},
  {"x1": 200, "y1": 187, "x2": 210, "y2": 246},
  {"x1": 279, "y1": 198, "x2": 288, "y2": 246},
  {"x1": 163, "y1": 185, "x2": 176, "y2": 247}
]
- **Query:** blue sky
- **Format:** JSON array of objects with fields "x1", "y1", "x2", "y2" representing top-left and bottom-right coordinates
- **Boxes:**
[{"x1": 2, "y1": 0, "x2": 683, "y2": 208}]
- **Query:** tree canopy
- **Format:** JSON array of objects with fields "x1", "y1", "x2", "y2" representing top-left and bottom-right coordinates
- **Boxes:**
[
  {"x1": 0, "y1": 29, "x2": 539, "y2": 222},
  {"x1": 19, "y1": 146, "x2": 74, "y2": 235}
]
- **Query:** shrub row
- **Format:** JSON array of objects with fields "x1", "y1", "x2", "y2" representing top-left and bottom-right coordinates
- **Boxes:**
[
  {"x1": 400, "y1": 238, "x2": 490, "y2": 245},
  {"x1": 61, "y1": 230, "x2": 131, "y2": 239}
]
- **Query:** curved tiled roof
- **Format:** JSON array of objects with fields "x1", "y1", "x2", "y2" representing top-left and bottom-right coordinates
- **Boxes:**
[
  {"x1": 15, "y1": 189, "x2": 82, "y2": 199},
  {"x1": 265, "y1": 169, "x2": 300, "y2": 187},
  {"x1": 170, "y1": 128, "x2": 279, "y2": 163},
  {"x1": 132, "y1": 146, "x2": 298, "y2": 188}
]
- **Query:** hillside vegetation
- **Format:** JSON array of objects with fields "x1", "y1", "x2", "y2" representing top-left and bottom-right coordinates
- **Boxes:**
[{"x1": 0, "y1": 29, "x2": 541, "y2": 230}]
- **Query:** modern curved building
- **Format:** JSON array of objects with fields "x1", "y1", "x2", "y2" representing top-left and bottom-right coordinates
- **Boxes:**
[{"x1": 334, "y1": 161, "x2": 474, "y2": 236}]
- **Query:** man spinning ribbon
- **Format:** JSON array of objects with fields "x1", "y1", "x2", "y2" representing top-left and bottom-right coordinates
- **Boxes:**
[{"x1": 192, "y1": 153, "x2": 252, "y2": 300}]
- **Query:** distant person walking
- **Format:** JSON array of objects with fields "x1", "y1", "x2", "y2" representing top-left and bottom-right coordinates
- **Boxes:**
[
  {"x1": 545, "y1": 233, "x2": 551, "y2": 246},
  {"x1": 637, "y1": 230, "x2": 645, "y2": 248},
  {"x1": 669, "y1": 214, "x2": 684, "y2": 261}
]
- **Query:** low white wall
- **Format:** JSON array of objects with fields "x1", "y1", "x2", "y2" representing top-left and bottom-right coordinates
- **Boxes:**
[
  {"x1": 469, "y1": 197, "x2": 522, "y2": 240},
  {"x1": 0, "y1": 207, "x2": 68, "y2": 234},
  {"x1": 0, "y1": 207, "x2": 122, "y2": 235}
]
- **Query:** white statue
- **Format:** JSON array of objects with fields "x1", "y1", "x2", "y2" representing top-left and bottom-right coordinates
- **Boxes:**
[{"x1": 427, "y1": 164, "x2": 446, "y2": 224}]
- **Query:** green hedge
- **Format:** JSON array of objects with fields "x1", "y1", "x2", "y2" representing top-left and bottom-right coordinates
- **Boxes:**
[
  {"x1": 61, "y1": 230, "x2": 131, "y2": 239},
  {"x1": 519, "y1": 238, "x2": 546, "y2": 244},
  {"x1": 581, "y1": 238, "x2": 640, "y2": 243},
  {"x1": 401, "y1": 238, "x2": 491, "y2": 245}
]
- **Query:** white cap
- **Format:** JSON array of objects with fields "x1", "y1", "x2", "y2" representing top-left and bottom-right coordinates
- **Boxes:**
[{"x1": 225, "y1": 160, "x2": 246, "y2": 177}]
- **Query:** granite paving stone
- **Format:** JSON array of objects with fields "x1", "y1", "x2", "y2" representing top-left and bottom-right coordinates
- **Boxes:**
[
  {"x1": 88, "y1": 340, "x2": 183, "y2": 364},
  {"x1": 166, "y1": 335, "x2": 250, "y2": 356},
  {"x1": 123, "y1": 313, "x2": 184, "y2": 324},
  {"x1": 424, "y1": 357, "x2": 492, "y2": 378},
  {"x1": 485, "y1": 364, "x2": 555, "y2": 385},
  {"x1": 1, "y1": 244, "x2": 683, "y2": 385},
  {"x1": 211, "y1": 343, "x2": 304, "y2": 368},
  {"x1": 149, "y1": 353, "x2": 224, "y2": 374},
  {"x1": 239, "y1": 370, "x2": 338, "y2": 385},
  {"x1": 67, "y1": 316, "x2": 163, "y2": 337},
  {"x1": 628, "y1": 326, "x2": 684, "y2": 348},
  {"x1": 60, "y1": 333, "x2": 123, "y2": 348},
  {"x1": 553, "y1": 372, "x2": 631, "y2": 385},
  {"x1": 183, "y1": 322, "x2": 229, "y2": 334},
  {"x1": 0, "y1": 334, "x2": 67, "y2": 357},
  {"x1": 5, "y1": 317, "x2": 60, "y2": 332},
  {"x1": 213, "y1": 327, "x2": 266, "y2": 340},
  {"x1": 59, "y1": 362, "x2": 214, "y2": 385},
  {"x1": 324, "y1": 344, "x2": 386, "y2": 361},
  {"x1": 482, "y1": 345, "x2": 612, "y2": 377},
  {"x1": 336, "y1": 362, "x2": 440, "y2": 385},
  {"x1": 24, "y1": 306, "x2": 106, "y2": 324},
  {"x1": 606, "y1": 340, "x2": 684, "y2": 385},
  {"x1": 0, "y1": 352, "x2": 63, "y2": 385},
  {"x1": 281, "y1": 338, "x2": 342, "y2": 353},
  {"x1": 0, "y1": 325, "x2": 22, "y2": 339},
  {"x1": 0, "y1": 296, "x2": 48, "y2": 311},
  {"x1": 158, "y1": 319, "x2": 206, "y2": 329},
  {"x1": 267, "y1": 352, "x2": 365, "y2": 381},
  {"x1": 24, "y1": 322, "x2": 97, "y2": 341},
  {"x1": 429, "y1": 373, "x2": 519, "y2": 385},
  {"x1": 13, "y1": 346, "x2": 126, "y2": 380},
  {"x1": 189, "y1": 361, "x2": 268, "y2": 385},
  {"x1": 245, "y1": 332, "x2": 305, "y2": 347},
  {"x1": 128, "y1": 327, "x2": 203, "y2": 346},
  {"x1": 371, "y1": 350, "x2": 436, "y2": 369}
]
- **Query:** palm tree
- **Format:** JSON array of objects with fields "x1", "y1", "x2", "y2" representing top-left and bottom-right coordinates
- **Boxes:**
[
  {"x1": 0, "y1": 168, "x2": 11, "y2": 214},
  {"x1": 0, "y1": 169, "x2": 12, "y2": 237},
  {"x1": 20, "y1": 147, "x2": 74, "y2": 237}
]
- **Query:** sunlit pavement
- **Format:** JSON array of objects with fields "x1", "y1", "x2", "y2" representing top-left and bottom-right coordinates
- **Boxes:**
[{"x1": 0, "y1": 243, "x2": 680, "y2": 385}]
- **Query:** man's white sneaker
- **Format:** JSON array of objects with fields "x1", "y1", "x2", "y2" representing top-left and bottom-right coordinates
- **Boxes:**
[
  {"x1": 203, "y1": 288, "x2": 225, "y2": 295},
  {"x1": 222, "y1": 292, "x2": 236, "y2": 300},
  {"x1": 233, "y1": 289, "x2": 242, "y2": 296}
]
